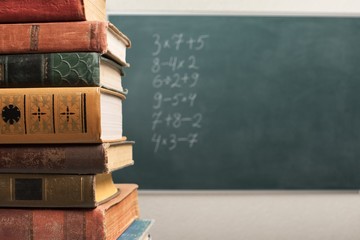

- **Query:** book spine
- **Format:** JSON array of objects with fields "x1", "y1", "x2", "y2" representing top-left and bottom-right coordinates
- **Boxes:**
[
  {"x1": 117, "y1": 219, "x2": 154, "y2": 240},
  {"x1": 0, "y1": 87, "x2": 113, "y2": 143},
  {"x1": 0, "y1": 0, "x2": 86, "y2": 23},
  {"x1": 0, "y1": 21, "x2": 108, "y2": 54},
  {"x1": 0, "y1": 144, "x2": 108, "y2": 174},
  {"x1": 0, "y1": 206, "x2": 139, "y2": 239},
  {"x1": 0, "y1": 53, "x2": 101, "y2": 88},
  {"x1": 0, "y1": 184, "x2": 140, "y2": 239},
  {"x1": 0, "y1": 210, "x2": 98, "y2": 239},
  {"x1": 0, "y1": 174, "x2": 97, "y2": 208}
]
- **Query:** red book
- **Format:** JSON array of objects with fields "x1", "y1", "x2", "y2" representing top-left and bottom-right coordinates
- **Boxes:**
[
  {"x1": 0, "y1": 0, "x2": 106, "y2": 23},
  {"x1": 0, "y1": 184, "x2": 140, "y2": 240},
  {"x1": 0, "y1": 21, "x2": 131, "y2": 66}
]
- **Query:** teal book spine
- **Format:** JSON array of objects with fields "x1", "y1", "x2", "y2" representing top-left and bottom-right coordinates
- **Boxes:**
[
  {"x1": 117, "y1": 219, "x2": 154, "y2": 240},
  {"x1": 0, "y1": 52, "x2": 102, "y2": 87}
]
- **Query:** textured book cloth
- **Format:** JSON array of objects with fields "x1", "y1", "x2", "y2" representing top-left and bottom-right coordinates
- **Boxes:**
[
  {"x1": 0, "y1": 0, "x2": 106, "y2": 22},
  {"x1": 0, "y1": 52, "x2": 126, "y2": 93},
  {"x1": 0, "y1": 141, "x2": 134, "y2": 174},
  {"x1": 0, "y1": 184, "x2": 139, "y2": 240},
  {"x1": 0, "y1": 173, "x2": 119, "y2": 208},
  {"x1": 0, "y1": 21, "x2": 131, "y2": 66}
]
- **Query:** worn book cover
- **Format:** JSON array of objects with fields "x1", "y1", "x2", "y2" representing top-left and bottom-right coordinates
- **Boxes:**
[
  {"x1": 0, "y1": 141, "x2": 134, "y2": 174},
  {"x1": 0, "y1": 173, "x2": 119, "y2": 208},
  {"x1": 0, "y1": 87, "x2": 125, "y2": 143},
  {"x1": 0, "y1": 52, "x2": 126, "y2": 93},
  {"x1": 0, "y1": 0, "x2": 106, "y2": 23},
  {"x1": 0, "y1": 21, "x2": 131, "y2": 66},
  {"x1": 0, "y1": 184, "x2": 139, "y2": 239}
]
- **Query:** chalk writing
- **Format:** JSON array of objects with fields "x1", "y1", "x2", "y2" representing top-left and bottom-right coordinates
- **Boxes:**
[
  {"x1": 152, "y1": 111, "x2": 202, "y2": 130},
  {"x1": 152, "y1": 34, "x2": 209, "y2": 56},
  {"x1": 152, "y1": 133, "x2": 199, "y2": 152},
  {"x1": 152, "y1": 92, "x2": 197, "y2": 109},
  {"x1": 151, "y1": 33, "x2": 209, "y2": 152},
  {"x1": 152, "y1": 73, "x2": 200, "y2": 88}
]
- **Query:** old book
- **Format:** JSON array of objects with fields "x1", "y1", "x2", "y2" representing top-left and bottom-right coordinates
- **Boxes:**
[
  {"x1": 0, "y1": 184, "x2": 139, "y2": 239},
  {"x1": 118, "y1": 219, "x2": 154, "y2": 240},
  {"x1": 0, "y1": 141, "x2": 134, "y2": 174},
  {"x1": 0, "y1": 52, "x2": 126, "y2": 93},
  {"x1": 0, "y1": 173, "x2": 119, "y2": 208},
  {"x1": 0, "y1": 21, "x2": 131, "y2": 66},
  {"x1": 0, "y1": 0, "x2": 106, "y2": 23},
  {"x1": 0, "y1": 87, "x2": 125, "y2": 144}
]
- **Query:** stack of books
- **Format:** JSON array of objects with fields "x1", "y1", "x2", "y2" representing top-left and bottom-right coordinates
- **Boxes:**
[{"x1": 0, "y1": 0, "x2": 152, "y2": 239}]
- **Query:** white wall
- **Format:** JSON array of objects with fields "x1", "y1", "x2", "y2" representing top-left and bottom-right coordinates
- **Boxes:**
[
  {"x1": 107, "y1": 1, "x2": 360, "y2": 239},
  {"x1": 138, "y1": 191, "x2": 360, "y2": 240},
  {"x1": 107, "y1": 0, "x2": 360, "y2": 16}
]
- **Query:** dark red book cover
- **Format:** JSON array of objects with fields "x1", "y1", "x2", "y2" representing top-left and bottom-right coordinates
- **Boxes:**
[
  {"x1": 0, "y1": 21, "x2": 130, "y2": 66},
  {"x1": 0, "y1": 0, "x2": 106, "y2": 23},
  {"x1": 0, "y1": 184, "x2": 140, "y2": 240}
]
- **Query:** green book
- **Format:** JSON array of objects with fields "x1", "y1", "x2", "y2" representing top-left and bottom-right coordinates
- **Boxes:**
[
  {"x1": 0, "y1": 52, "x2": 126, "y2": 93},
  {"x1": 117, "y1": 219, "x2": 154, "y2": 240}
]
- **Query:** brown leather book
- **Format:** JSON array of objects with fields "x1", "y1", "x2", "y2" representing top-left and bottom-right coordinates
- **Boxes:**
[
  {"x1": 0, "y1": 173, "x2": 119, "y2": 208},
  {"x1": 0, "y1": 141, "x2": 134, "y2": 174},
  {"x1": 0, "y1": 184, "x2": 139, "y2": 239},
  {"x1": 0, "y1": 0, "x2": 106, "y2": 23},
  {"x1": 0, "y1": 87, "x2": 125, "y2": 144},
  {"x1": 0, "y1": 21, "x2": 131, "y2": 66}
]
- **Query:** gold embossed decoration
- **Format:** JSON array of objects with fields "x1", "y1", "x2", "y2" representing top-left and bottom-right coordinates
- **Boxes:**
[
  {"x1": 58, "y1": 93, "x2": 83, "y2": 133},
  {"x1": 0, "y1": 95, "x2": 25, "y2": 135},
  {"x1": 28, "y1": 94, "x2": 53, "y2": 134}
]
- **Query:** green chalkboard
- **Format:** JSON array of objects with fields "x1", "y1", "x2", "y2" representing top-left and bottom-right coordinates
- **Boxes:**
[{"x1": 109, "y1": 15, "x2": 360, "y2": 189}]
